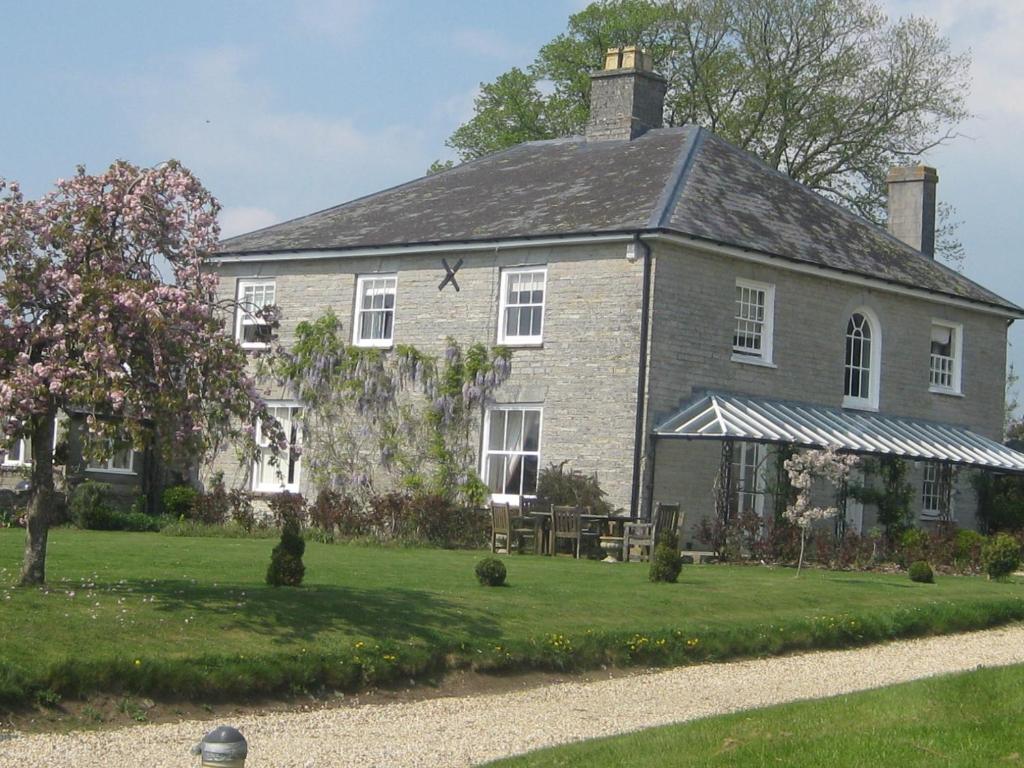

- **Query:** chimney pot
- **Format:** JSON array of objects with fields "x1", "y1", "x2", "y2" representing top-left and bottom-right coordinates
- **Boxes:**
[{"x1": 886, "y1": 164, "x2": 938, "y2": 258}]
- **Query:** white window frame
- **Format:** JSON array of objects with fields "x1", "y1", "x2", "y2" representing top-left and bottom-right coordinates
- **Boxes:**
[
  {"x1": 928, "y1": 320, "x2": 963, "y2": 396},
  {"x1": 842, "y1": 308, "x2": 881, "y2": 411},
  {"x1": 2, "y1": 437, "x2": 32, "y2": 468},
  {"x1": 481, "y1": 405, "x2": 543, "y2": 504},
  {"x1": 497, "y1": 267, "x2": 547, "y2": 346},
  {"x1": 731, "y1": 278, "x2": 775, "y2": 366},
  {"x1": 920, "y1": 461, "x2": 953, "y2": 520},
  {"x1": 234, "y1": 278, "x2": 276, "y2": 350},
  {"x1": 732, "y1": 441, "x2": 768, "y2": 518},
  {"x1": 253, "y1": 402, "x2": 302, "y2": 494},
  {"x1": 86, "y1": 443, "x2": 136, "y2": 475},
  {"x1": 352, "y1": 274, "x2": 398, "y2": 348}
]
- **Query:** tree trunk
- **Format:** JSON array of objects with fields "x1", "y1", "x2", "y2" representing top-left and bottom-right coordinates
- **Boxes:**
[{"x1": 19, "y1": 407, "x2": 57, "y2": 586}]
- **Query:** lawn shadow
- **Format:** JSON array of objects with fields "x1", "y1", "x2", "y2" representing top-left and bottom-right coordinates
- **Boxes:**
[
  {"x1": 828, "y1": 577, "x2": 916, "y2": 589},
  {"x1": 123, "y1": 579, "x2": 503, "y2": 646}
]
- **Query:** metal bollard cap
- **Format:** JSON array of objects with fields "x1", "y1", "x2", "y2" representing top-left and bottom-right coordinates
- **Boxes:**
[{"x1": 192, "y1": 725, "x2": 248, "y2": 763}]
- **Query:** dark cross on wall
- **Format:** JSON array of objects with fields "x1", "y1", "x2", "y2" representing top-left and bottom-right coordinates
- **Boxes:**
[{"x1": 438, "y1": 258, "x2": 463, "y2": 292}]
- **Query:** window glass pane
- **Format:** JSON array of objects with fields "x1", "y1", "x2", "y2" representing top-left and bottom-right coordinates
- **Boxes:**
[
  {"x1": 487, "y1": 456, "x2": 506, "y2": 493},
  {"x1": 522, "y1": 455, "x2": 539, "y2": 495},
  {"x1": 488, "y1": 411, "x2": 506, "y2": 451},
  {"x1": 504, "y1": 410, "x2": 524, "y2": 451},
  {"x1": 503, "y1": 455, "x2": 523, "y2": 495},
  {"x1": 523, "y1": 411, "x2": 540, "y2": 451}
]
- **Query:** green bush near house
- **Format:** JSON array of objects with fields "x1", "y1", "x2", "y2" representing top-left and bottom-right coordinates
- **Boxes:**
[
  {"x1": 475, "y1": 556, "x2": 507, "y2": 586},
  {"x1": 649, "y1": 531, "x2": 683, "y2": 583},
  {"x1": 161, "y1": 485, "x2": 198, "y2": 518},
  {"x1": 982, "y1": 533, "x2": 1021, "y2": 581},
  {"x1": 908, "y1": 560, "x2": 934, "y2": 584}
]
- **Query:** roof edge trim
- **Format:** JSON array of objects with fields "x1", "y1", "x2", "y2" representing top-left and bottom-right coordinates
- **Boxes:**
[
  {"x1": 644, "y1": 232, "x2": 1024, "y2": 319},
  {"x1": 649, "y1": 127, "x2": 705, "y2": 229},
  {"x1": 209, "y1": 232, "x2": 638, "y2": 264}
]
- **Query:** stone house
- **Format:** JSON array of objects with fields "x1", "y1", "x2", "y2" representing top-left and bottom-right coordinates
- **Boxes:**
[{"x1": 207, "y1": 48, "x2": 1024, "y2": 542}]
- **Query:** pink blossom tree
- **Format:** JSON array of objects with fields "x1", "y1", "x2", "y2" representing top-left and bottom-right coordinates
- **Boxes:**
[
  {"x1": 0, "y1": 161, "x2": 283, "y2": 586},
  {"x1": 784, "y1": 446, "x2": 860, "y2": 575}
]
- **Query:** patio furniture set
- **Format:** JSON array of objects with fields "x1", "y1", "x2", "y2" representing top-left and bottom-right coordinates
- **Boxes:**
[{"x1": 490, "y1": 502, "x2": 681, "y2": 562}]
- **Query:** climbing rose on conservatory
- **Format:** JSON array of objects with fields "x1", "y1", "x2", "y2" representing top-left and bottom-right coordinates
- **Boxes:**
[{"x1": 0, "y1": 161, "x2": 284, "y2": 586}]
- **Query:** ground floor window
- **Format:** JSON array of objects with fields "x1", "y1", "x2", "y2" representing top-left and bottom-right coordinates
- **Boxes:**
[
  {"x1": 254, "y1": 403, "x2": 302, "y2": 493},
  {"x1": 920, "y1": 461, "x2": 953, "y2": 519},
  {"x1": 732, "y1": 441, "x2": 768, "y2": 517},
  {"x1": 2, "y1": 437, "x2": 31, "y2": 468},
  {"x1": 483, "y1": 406, "x2": 542, "y2": 503}
]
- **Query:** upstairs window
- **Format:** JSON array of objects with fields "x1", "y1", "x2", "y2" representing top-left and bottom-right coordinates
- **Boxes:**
[
  {"x1": 498, "y1": 267, "x2": 546, "y2": 345},
  {"x1": 353, "y1": 274, "x2": 397, "y2": 347},
  {"x1": 483, "y1": 406, "x2": 542, "y2": 503},
  {"x1": 254, "y1": 403, "x2": 302, "y2": 493},
  {"x1": 235, "y1": 279, "x2": 276, "y2": 349},
  {"x1": 929, "y1": 322, "x2": 963, "y2": 394},
  {"x1": 732, "y1": 279, "x2": 775, "y2": 364},
  {"x1": 843, "y1": 310, "x2": 880, "y2": 410}
]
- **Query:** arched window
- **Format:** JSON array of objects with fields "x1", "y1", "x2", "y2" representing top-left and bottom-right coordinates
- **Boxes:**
[{"x1": 844, "y1": 310, "x2": 880, "y2": 409}]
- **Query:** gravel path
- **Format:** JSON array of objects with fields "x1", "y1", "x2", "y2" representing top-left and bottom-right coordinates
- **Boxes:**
[{"x1": 4, "y1": 625, "x2": 1024, "y2": 768}]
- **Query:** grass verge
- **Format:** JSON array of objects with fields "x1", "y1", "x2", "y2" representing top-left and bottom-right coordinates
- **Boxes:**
[
  {"x1": 2, "y1": 529, "x2": 1023, "y2": 708},
  {"x1": 485, "y1": 663, "x2": 1024, "y2": 767}
]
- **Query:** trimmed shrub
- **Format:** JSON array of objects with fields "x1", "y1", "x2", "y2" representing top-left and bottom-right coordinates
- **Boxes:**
[
  {"x1": 161, "y1": 485, "x2": 197, "y2": 518},
  {"x1": 899, "y1": 527, "x2": 928, "y2": 566},
  {"x1": 982, "y1": 533, "x2": 1021, "y2": 581},
  {"x1": 69, "y1": 482, "x2": 115, "y2": 529},
  {"x1": 475, "y1": 556, "x2": 507, "y2": 586},
  {"x1": 908, "y1": 560, "x2": 934, "y2": 584},
  {"x1": 649, "y1": 531, "x2": 683, "y2": 583},
  {"x1": 192, "y1": 481, "x2": 230, "y2": 525},
  {"x1": 266, "y1": 492, "x2": 306, "y2": 587}
]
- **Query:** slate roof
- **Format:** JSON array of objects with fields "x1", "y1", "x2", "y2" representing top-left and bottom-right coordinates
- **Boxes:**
[{"x1": 217, "y1": 126, "x2": 1018, "y2": 313}]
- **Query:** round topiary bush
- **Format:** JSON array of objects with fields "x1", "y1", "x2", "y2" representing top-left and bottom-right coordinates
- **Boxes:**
[
  {"x1": 982, "y1": 533, "x2": 1021, "y2": 581},
  {"x1": 475, "y1": 556, "x2": 507, "y2": 586},
  {"x1": 908, "y1": 560, "x2": 934, "y2": 584},
  {"x1": 649, "y1": 531, "x2": 683, "y2": 583}
]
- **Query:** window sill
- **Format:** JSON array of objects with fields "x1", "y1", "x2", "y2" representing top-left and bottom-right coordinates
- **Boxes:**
[
  {"x1": 252, "y1": 488, "x2": 301, "y2": 497},
  {"x1": 240, "y1": 343, "x2": 271, "y2": 352},
  {"x1": 731, "y1": 354, "x2": 776, "y2": 369},
  {"x1": 85, "y1": 468, "x2": 137, "y2": 476},
  {"x1": 498, "y1": 338, "x2": 544, "y2": 349},
  {"x1": 352, "y1": 340, "x2": 394, "y2": 350},
  {"x1": 841, "y1": 398, "x2": 878, "y2": 412},
  {"x1": 929, "y1": 386, "x2": 964, "y2": 398}
]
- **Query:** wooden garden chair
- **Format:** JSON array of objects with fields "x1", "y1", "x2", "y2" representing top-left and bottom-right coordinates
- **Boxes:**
[
  {"x1": 623, "y1": 503, "x2": 681, "y2": 562},
  {"x1": 551, "y1": 505, "x2": 600, "y2": 558},
  {"x1": 490, "y1": 502, "x2": 538, "y2": 554}
]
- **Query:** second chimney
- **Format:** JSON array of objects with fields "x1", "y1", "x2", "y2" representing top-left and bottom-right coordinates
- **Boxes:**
[
  {"x1": 886, "y1": 165, "x2": 938, "y2": 258},
  {"x1": 586, "y1": 46, "x2": 667, "y2": 142}
]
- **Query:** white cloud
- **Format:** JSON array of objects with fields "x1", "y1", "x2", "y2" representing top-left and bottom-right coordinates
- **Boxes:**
[
  {"x1": 109, "y1": 46, "x2": 432, "y2": 230},
  {"x1": 219, "y1": 206, "x2": 281, "y2": 239}
]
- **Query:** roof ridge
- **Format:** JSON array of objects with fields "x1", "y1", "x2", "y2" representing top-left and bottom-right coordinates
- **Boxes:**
[{"x1": 648, "y1": 126, "x2": 705, "y2": 229}]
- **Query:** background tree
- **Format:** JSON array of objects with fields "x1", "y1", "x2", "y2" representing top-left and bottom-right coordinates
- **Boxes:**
[
  {"x1": 443, "y1": 0, "x2": 970, "y2": 261},
  {"x1": 0, "y1": 162, "x2": 284, "y2": 586}
]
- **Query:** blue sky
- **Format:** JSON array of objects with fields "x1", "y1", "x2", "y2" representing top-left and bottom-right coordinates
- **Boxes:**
[{"x1": 2, "y1": 0, "x2": 1022, "y2": 404}]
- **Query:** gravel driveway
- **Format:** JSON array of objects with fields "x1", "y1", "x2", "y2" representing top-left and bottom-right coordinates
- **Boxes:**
[{"x1": 4, "y1": 624, "x2": 1024, "y2": 768}]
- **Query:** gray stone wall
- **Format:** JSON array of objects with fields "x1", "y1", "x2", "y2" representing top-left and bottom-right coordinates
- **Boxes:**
[
  {"x1": 208, "y1": 242, "x2": 646, "y2": 508},
  {"x1": 645, "y1": 240, "x2": 1007, "y2": 536}
]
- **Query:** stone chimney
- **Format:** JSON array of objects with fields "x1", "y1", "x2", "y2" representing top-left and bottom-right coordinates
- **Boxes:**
[
  {"x1": 886, "y1": 165, "x2": 938, "y2": 258},
  {"x1": 586, "y1": 46, "x2": 667, "y2": 142}
]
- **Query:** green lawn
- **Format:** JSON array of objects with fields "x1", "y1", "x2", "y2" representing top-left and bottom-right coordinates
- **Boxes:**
[
  {"x1": 1, "y1": 528, "x2": 1023, "y2": 704},
  {"x1": 486, "y1": 663, "x2": 1024, "y2": 767}
]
